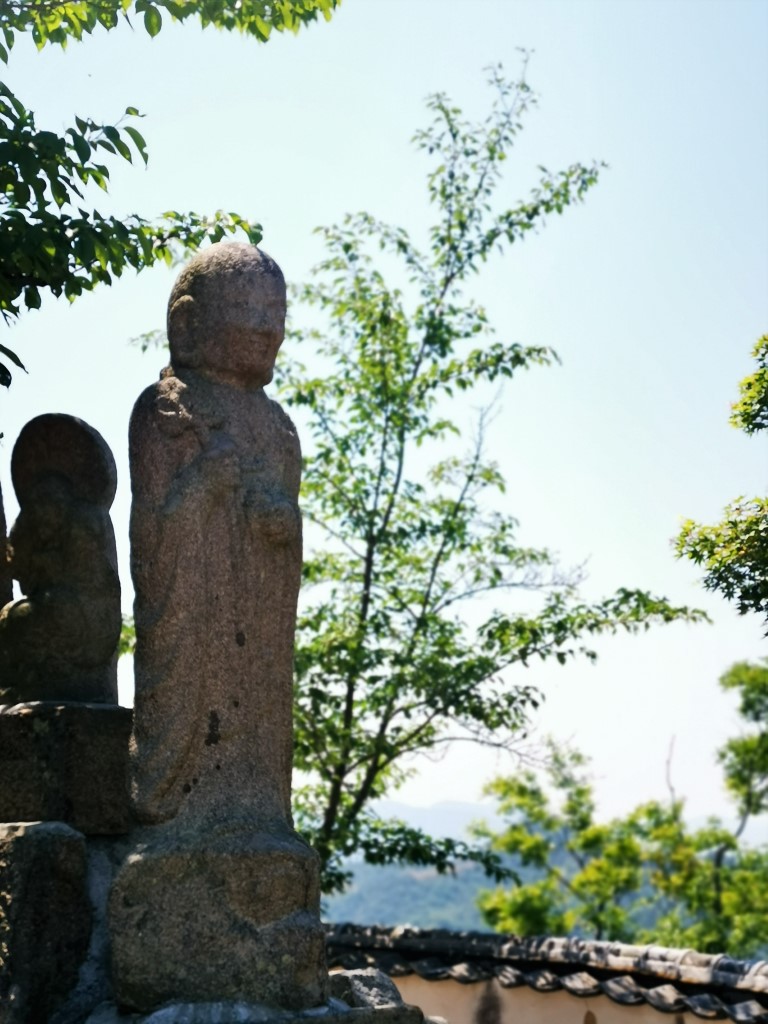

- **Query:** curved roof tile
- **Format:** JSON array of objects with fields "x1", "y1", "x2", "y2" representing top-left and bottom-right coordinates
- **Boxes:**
[{"x1": 325, "y1": 924, "x2": 768, "y2": 1023}]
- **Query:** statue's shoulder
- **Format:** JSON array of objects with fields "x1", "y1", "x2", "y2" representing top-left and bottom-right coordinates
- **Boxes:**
[
  {"x1": 132, "y1": 371, "x2": 195, "y2": 438},
  {"x1": 265, "y1": 393, "x2": 298, "y2": 440}
]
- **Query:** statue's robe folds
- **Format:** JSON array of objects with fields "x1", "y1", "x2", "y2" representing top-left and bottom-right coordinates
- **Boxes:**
[
  {"x1": 129, "y1": 366, "x2": 302, "y2": 832},
  {"x1": 0, "y1": 481, "x2": 120, "y2": 703}
]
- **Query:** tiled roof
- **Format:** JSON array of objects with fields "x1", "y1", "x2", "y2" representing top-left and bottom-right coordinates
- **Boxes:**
[{"x1": 325, "y1": 924, "x2": 768, "y2": 1022}]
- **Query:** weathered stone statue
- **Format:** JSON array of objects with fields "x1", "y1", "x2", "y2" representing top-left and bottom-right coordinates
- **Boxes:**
[
  {"x1": 110, "y1": 243, "x2": 327, "y2": 1012},
  {"x1": 0, "y1": 414, "x2": 121, "y2": 704},
  {"x1": 0, "y1": 417, "x2": 131, "y2": 1024}
]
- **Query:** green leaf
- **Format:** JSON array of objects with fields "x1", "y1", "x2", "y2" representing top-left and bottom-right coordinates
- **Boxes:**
[
  {"x1": 143, "y1": 6, "x2": 162, "y2": 36},
  {"x1": 69, "y1": 130, "x2": 91, "y2": 164},
  {"x1": 0, "y1": 344, "x2": 26, "y2": 372},
  {"x1": 124, "y1": 125, "x2": 148, "y2": 164}
]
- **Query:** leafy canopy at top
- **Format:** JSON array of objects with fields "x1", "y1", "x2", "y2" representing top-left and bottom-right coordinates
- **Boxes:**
[
  {"x1": 0, "y1": 0, "x2": 337, "y2": 54},
  {"x1": 0, "y1": 0, "x2": 339, "y2": 385}
]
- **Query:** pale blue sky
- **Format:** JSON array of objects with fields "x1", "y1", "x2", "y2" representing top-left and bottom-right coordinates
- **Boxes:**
[{"x1": 1, "y1": 0, "x2": 767, "y2": 824}]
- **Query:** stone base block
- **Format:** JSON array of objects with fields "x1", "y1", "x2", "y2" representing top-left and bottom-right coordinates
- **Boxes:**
[
  {"x1": 0, "y1": 702, "x2": 132, "y2": 835},
  {"x1": 0, "y1": 821, "x2": 91, "y2": 1024},
  {"x1": 86, "y1": 967, "x2": 428, "y2": 1024},
  {"x1": 87, "y1": 1000, "x2": 427, "y2": 1024},
  {"x1": 109, "y1": 825, "x2": 328, "y2": 1013}
]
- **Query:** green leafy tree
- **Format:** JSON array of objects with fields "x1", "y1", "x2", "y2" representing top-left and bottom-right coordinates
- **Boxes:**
[
  {"x1": 0, "y1": 0, "x2": 338, "y2": 383},
  {"x1": 676, "y1": 336, "x2": 768, "y2": 629},
  {"x1": 730, "y1": 334, "x2": 768, "y2": 436},
  {"x1": 0, "y1": 0, "x2": 337, "y2": 51},
  {"x1": 476, "y1": 660, "x2": 768, "y2": 956},
  {"x1": 278, "y1": 63, "x2": 705, "y2": 894}
]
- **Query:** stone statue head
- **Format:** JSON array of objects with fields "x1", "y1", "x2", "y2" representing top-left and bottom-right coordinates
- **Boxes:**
[
  {"x1": 11, "y1": 413, "x2": 117, "y2": 513},
  {"x1": 167, "y1": 243, "x2": 287, "y2": 387},
  {"x1": 9, "y1": 413, "x2": 118, "y2": 593}
]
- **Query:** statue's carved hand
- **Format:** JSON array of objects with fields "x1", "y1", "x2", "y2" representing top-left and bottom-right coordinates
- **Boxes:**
[
  {"x1": 244, "y1": 493, "x2": 299, "y2": 544},
  {"x1": 201, "y1": 436, "x2": 241, "y2": 495}
]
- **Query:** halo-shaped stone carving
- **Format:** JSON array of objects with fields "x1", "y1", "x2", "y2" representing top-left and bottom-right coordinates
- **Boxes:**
[{"x1": 11, "y1": 413, "x2": 117, "y2": 509}]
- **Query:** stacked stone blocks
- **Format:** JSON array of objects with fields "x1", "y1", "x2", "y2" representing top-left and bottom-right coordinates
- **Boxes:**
[{"x1": 0, "y1": 246, "x2": 428, "y2": 1024}]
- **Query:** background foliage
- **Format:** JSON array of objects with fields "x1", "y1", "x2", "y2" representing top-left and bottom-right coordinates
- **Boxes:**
[
  {"x1": 280, "y1": 64, "x2": 704, "y2": 893},
  {"x1": 474, "y1": 345, "x2": 768, "y2": 954},
  {"x1": 676, "y1": 336, "x2": 768, "y2": 631},
  {"x1": 475, "y1": 659, "x2": 768, "y2": 956},
  {"x1": 0, "y1": 0, "x2": 338, "y2": 384}
]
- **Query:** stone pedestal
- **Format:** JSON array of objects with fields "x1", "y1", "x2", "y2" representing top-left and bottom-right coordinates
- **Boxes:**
[
  {"x1": 86, "y1": 969, "x2": 429, "y2": 1024},
  {"x1": 0, "y1": 701, "x2": 133, "y2": 1023},
  {"x1": 110, "y1": 824, "x2": 327, "y2": 1012},
  {"x1": 0, "y1": 702, "x2": 133, "y2": 835},
  {"x1": 0, "y1": 822, "x2": 91, "y2": 1024},
  {"x1": 88, "y1": 1002, "x2": 427, "y2": 1024}
]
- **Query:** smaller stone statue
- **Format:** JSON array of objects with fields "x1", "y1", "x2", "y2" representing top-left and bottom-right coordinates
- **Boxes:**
[{"x1": 0, "y1": 414, "x2": 121, "y2": 704}]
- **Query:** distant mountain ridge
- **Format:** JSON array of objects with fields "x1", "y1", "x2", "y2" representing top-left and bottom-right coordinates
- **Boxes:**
[
  {"x1": 324, "y1": 858, "x2": 493, "y2": 931},
  {"x1": 369, "y1": 799, "x2": 503, "y2": 839},
  {"x1": 323, "y1": 799, "x2": 768, "y2": 932},
  {"x1": 324, "y1": 799, "x2": 503, "y2": 930}
]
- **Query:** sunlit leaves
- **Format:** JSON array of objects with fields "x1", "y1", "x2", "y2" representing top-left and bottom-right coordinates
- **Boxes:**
[
  {"x1": 118, "y1": 614, "x2": 136, "y2": 656},
  {"x1": 676, "y1": 336, "x2": 768, "y2": 632},
  {"x1": 476, "y1": 718, "x2": 768, "y2": 956},
  {"x1": 717, "y1": 660, "x2": 768, "y2": 817},
  {"x1": 479, "y1": 589, "x2": 707, "y2": 670},
  {"x1": 281, "y1": 65, "x2": 699, "y2": 893},
  {"x1": 0, "y1": 0, "x2": 340, "y2": 58},
  {"x1": 731, "y1": 335, "x2": 768, "y2": 435},
  {"x1": 0, "y1": 0, "x2": 337, "y2": 386},
  {"x1": 413, "y1": 59, "x2": 604, "y2": 277},
  {"x1": 0, "y1": 81, "x2": 262, "y2": 384},
  {"x1": 137, "y1": 0, "x2": 163, "y2": 37},
  {"x1": 677, "y1": 499, "x2": 768, "y2": 628}
]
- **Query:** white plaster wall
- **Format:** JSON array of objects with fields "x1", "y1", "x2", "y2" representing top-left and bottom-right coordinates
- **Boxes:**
[{"x1": 394, "y1": 975, "x2": 694, "y2": 1024}]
